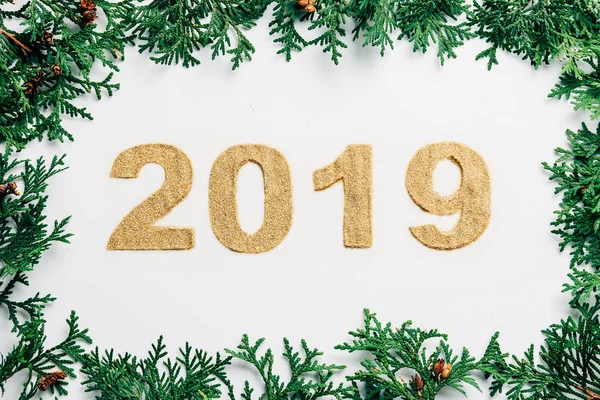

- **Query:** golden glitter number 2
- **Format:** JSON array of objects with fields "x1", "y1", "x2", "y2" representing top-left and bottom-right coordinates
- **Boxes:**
[
  {"x1": 405, "y1": 142, "x2": 491, "y2": 250},
  {"x1": 107, "y1": 144, "x2": 195, "y2": 250}
]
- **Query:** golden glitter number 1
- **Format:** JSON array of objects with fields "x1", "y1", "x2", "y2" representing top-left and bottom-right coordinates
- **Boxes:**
[
  {"x1": 107, "y1": 144, "x2": 195, "y2": 250},
  {"x1": 405, "y1": 142, "x2": 491, "y2": 250},
  {"x1": 313, "y1": 145, "x2": 373, "y2": 248}
]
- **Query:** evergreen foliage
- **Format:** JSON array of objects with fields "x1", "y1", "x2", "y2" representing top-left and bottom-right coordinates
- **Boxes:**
[
  {"x1": 0, "y1": 272, "x2": 91, "y2": 399},
  {"x1": 0, "y1": 154, "x2": 71, "y2": 277},
  {"x1": 79, "y1": 337, "x2": 234, "y2": 399},
  {"x1": 543, "y1": 123, "x2": 600, "y2": 308},
  {"x1": 0, "y1": 0, "x2": 131, "y2": 151},
  {"x1": 469, "y1": 0, "x2": 600, "y2": 118},
  {"x1": 483, "y1": 298, "x2": 600, "y2": 399},
  {"x1": 2, "y1": 0, "x2": 600, "y2": 399},
  {"x1": 226, "y1": 335, "x2": 353, "y2": 400},
  {"x1": 124, "y1": 0, "x2": 268, "y2": 69},
  {"x1": 336, "y1": 309, "x2": 491, "y2": 400}
]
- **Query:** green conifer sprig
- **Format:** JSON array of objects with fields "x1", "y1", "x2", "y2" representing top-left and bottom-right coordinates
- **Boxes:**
[
  {"x1": 543, "y1": 122, "x2": 600, "y2": 307},
  {"x1": 124, "y1": 0, "x2": 268, "y2": 69},
  {"x1": 226, "y1": 335, "x2": 354, "y2": 400},
  {"x1": 0, "y1": 270, "x2": 91, "y2": 398},
  {"x1": 336, "y1": 309, "x2": 493, "y2": 400},
  {"x1": 564, "y1": 268, "x2": 600, "y2": 307},
  {"x1": 0, "y1": 272, "x2": 54, "y2": 331},
  {"x1": 469, "y1": 0, "x2": 600, "y2": 118},
  {"x1": 2, "y1": 1, "x2": 600, "y2": 399},
  {"x1": 0, "y1": 308, "x2": 91, "y2": 399},
  {"x1": 483, "y1": 297, "x2": 600, "y2": 399},
  {"x1": 78, "y1": 337, "x2": 234, "y2": 400},
  {"x1": 0, "y1": 153, "x2": 71, "y2": 277},
  {"x1": 0, "y1": 0, "x2": 132, "y2": 151}
]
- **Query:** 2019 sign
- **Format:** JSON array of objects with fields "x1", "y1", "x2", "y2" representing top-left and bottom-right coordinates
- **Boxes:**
[{"x1": 107, "y1": 143, "x2": 490, "y2": 253}]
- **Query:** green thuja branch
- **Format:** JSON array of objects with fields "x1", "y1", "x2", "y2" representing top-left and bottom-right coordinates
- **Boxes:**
[
  {"x1": 79, "y1": 337, "x2": 234, "y2": 400},
  {"x1": 550, "y1": 48, "x2": 600, "y2": 120},
  {"x1": 543, "y1": 122, "x2": 600, "y2": 305},
  {"x1": 470, "y1": 0, "x2": 600, "y2": 118},
  {"x1": 0, "y1": 153, "x2": 86, "y2": 399},
  {"x1": 336, "y1": 309, "x2": 495, "y2": 400},
  {"x1": 0, "y1": 0, "x2": 132, "y2": 151},
  {"x1": 226, "y1": 335, "x2": 354, "y2": 400},
  {"x1": 484, "y1": 297, "x2": 600, "y2": 399},
  {"x1": 0, "y1": 273, "x2": 91, "y2": 398},
  {"x1": 394, "y1": 0, "x2": 472, "y2": 65},
  {"x1": 0, "y1": 272, "x2": 54, "y2": 330},
  {"x1": 0, "y1": 153, "x2": 71, "y2": 277},
  {"x1": 268, "y1": 0, "x2": 309, "y2": 61},
  {"x1": 124, "y1": 0, "x2": 268, "y2": 69},
  {"x1": 564, "y1": 268, "x2": 600, "y2": 307}
]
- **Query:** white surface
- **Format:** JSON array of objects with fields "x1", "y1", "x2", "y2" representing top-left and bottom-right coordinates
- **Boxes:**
[{"x1": 1, "y1": 19, "x2": 589, "y2": 398}]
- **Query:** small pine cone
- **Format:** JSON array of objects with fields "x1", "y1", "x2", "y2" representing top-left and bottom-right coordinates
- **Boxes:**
[
  {"x1": 81, "y1": 0, "x2": 96, "y2": 9},
  {"x1": 441, "y1": 364, "x2": 452, "y2": 380},
  {"x1": 80, "y1": 0, "x2": 98, "y2": 24},
  {"x1": 432, "y1": 359, "x2": 445, "y2": 377},
  {"x1": 0, "y1": 182, "x2": 20, "y2": 197},
  {"x1": 22, "y1": 82, "x2": 35, "y2": 94},
  {"x1": 23, "y1": 70, "x2": 44, "y2": 94},
  {"x1": 38, "y1": 370, "x2": 67, "y2": 391},
  {"x1": 411, "y1": 374, "x2": 424, "y2": 390},
  {"x1": 297, "y1": 0, "x2": 316, "y2": 12},
  {"x1": 81, "y1": 9, "x2": 98, "y2": 24},
  {"x1": 51, "y1": 64, "x2": 62, "y2": 75},
  {"x1": 55, "y1": 370, "x2": 67, "y2": 380},
  {"x1": 41, "y1": 31, "x2": 54, "y2": 45}
]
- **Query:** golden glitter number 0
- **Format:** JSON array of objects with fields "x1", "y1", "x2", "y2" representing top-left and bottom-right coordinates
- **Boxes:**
[
  {"x1": 313, "y1": 145, "x2": 373, "y2": 248},
  {"x1": 209, "y1": 144, "x2": 293, "y2": 253},
  {"x1": 107, "y1": 144, "x2": 195, "y2": 250},
  {"x1": 405, "y1": 142, "x2": 491, "y2": 250}
]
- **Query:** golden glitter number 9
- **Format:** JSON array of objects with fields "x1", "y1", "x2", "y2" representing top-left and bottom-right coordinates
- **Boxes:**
[
  {"x1": 209, "y1": 144, "x2": 293, "y2": 254},
  {"x1": 405, "y1": 142, "x2": 491, "y2": 250},
  {"x1": 313, "y1": 145, "x2": 373, "y2": 248},
  {"x1": 107, "y1": 144, "x2": 195, "y2": 250}
]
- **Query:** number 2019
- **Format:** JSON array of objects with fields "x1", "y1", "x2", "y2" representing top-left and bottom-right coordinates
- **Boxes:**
[{"x1": 107, "y1": 143, "x2": 491, "y2": 253}]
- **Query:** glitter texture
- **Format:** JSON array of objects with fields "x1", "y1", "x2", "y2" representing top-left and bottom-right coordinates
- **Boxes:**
[
  {"x1": 209, "y1": 144, "x2": 293, "y2": 253},
  {"x1": 405, "y1": 142, "x2": 491, "y2": 250},
  {"x1": 313, "y1": 144, "x2": 373, "y2": 248},
  {"x1": 107, "y1": 144, "x2": 195, "y2": 250}
]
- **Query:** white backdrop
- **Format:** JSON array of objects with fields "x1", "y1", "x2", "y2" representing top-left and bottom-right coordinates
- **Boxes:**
[{"x1": 1, "y1": 17, "x2": 589, "y2": 399}]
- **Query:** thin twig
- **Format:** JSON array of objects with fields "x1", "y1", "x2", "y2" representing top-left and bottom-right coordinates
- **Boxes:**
[
  {"x1": 0, "y1": 28, "x2": 33, "y2": 53},
  {"x1": 576, "y1": 385, "x2": 600, "y2": 400}
]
